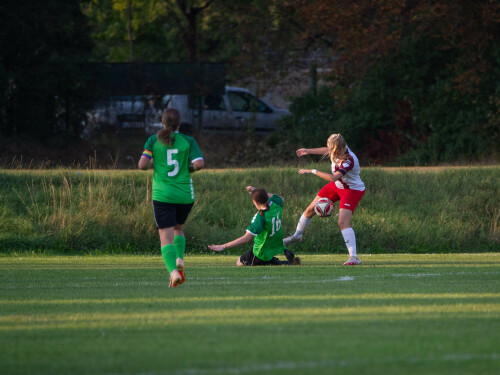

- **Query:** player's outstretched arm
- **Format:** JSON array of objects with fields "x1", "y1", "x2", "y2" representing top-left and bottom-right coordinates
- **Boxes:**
[
  {"x1": 299, "y1": 169, "x2": 343, "y2": 183},
  {"x1": 296, "y1": 147, "x2": 329, "y2": 157},
  {"x1": 208, "y1": 232, "x2": 253, "y2": 252}
]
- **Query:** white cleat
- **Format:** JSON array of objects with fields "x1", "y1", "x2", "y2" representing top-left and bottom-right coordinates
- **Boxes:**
[
  {"x1": 343, "y1": 256, "x2": 362, "y2": 266},
  {"x1": 283, "y1": 234, "x2": 303, "y2": 246}
]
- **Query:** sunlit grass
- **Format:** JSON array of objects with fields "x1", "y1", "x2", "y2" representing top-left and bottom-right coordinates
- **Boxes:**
[{"x1": 0, "y1": 254, "x2": 499, "y2": 375}]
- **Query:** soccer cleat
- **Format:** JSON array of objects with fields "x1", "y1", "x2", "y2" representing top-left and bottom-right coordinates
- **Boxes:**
[
  {"x1": 283, "y1": 234, "x2": 302, "y2": 246},
  {"x1": 284, "y1": 249, "x2": 301, "y2": 265},
  {"x1": 343, "y1": 256, "x2": 362, "y2": 266},
  {"x1": 169, "y1": 269, "x2": 182, "y2": 288},
  {"x1": 177, "y1": 259, "x2": 186, "y2": 285}
]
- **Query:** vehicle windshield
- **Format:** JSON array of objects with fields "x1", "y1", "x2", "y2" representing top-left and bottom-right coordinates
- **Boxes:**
[{"x1": 227, "y1": 91, "x2": 270, "y2": 113}]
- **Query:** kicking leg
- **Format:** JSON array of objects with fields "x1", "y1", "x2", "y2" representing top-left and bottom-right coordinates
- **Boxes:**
[{"x1": 283, "y1": 196, "x2": 320, "y2": 245}]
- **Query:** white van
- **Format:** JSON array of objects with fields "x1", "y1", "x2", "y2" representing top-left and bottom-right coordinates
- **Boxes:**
[{"x1": 145, "y1": 86, "x2": 289, "y2": 134}]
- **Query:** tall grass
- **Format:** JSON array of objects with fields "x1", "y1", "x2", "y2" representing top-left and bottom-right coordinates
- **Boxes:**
[{"x1": 0, "y1": 166, "x2": 498, "y2": 253}]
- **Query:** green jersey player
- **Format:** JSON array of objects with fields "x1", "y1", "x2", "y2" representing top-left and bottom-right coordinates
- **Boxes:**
[
  {"x1": 209, "y1": 186, "x2": 300, "y2": 266},
  {"x1": 139, "y1": 108, "x2": 204, "y2": 287}
]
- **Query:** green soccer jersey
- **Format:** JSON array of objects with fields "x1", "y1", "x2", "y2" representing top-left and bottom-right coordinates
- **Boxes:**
[
  {"x1": 246, "y1": 195, "x2": 285, "y2": 261},
  {"x1": 142, "y1": 132, "x2": 203, "y2": 204}
]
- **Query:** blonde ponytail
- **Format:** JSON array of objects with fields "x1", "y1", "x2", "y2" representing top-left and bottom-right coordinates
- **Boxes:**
[{"x1": 326, "y1": 133, "x2": 347, "y2": 163}]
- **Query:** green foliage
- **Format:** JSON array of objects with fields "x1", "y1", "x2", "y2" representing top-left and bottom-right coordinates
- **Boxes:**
[
  {"x1": 0, "y1": 166, "x2": 498, "y2": 253},
  {"x1": 275, "y1": 86, "x2": 336, "y2": 149},
  {"x1": 1, "y1": 254, "x2": 499, "y2": 375},
  {"x1": 0, "y1": 0, "x2": 92, "y2": 139},
  {"x1": 279, "y1": 38, "x2": 499, "y2": 164}
]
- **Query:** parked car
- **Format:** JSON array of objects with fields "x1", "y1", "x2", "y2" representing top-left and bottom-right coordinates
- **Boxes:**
[
  {"x1": 145, "y1": 86, "x2": 289, "y2": 134},
  {"x1": 82, "y1": 95, "x2": 148, "y2": 138}
]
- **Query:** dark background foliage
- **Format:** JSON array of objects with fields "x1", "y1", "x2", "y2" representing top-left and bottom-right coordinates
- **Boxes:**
[{"x1": 0, "y1": 0, "x2": 498, "y2": 166}]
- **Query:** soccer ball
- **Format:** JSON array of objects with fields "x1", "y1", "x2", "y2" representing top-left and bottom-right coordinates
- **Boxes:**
[{"x1": 314, "y1": 198, "x2": 334, "y2": 217}]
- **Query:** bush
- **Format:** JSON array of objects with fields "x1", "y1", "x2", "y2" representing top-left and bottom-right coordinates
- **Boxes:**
[{"x1": 276, "y1": 38, "x2": 500, "y2": 165}]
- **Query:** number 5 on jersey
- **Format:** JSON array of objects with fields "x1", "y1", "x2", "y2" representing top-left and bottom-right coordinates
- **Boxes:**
[{"x1": 167, "y1": 149, "x2": 179, "y2": 177}]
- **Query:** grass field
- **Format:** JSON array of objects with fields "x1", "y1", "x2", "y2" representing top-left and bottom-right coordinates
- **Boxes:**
[
  {"x1": 1, "y1": 166, "x2": 499, "y2": 253},
  {"x1": 1, "y1": 254, "x2": 499, "y2": 375}
]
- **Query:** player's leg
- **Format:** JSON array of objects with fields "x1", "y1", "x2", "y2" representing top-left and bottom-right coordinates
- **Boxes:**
[
  {"x1": 159, "y1": 227, "x2": 182, "y2": 286},
  {"x1": 284, "y1": 182, "x2": 338, "y2": 245},
  {"x1": 284, "y1": 248, "x2": 301, "y2": 265},
  {"x1": 153, "y1": 200, "x2": 181, "y2": 286},
  {"x1": 337, "y1": 189, "x2": 365, "y2": 266},
  {"x1": 269, "y1": 256, "x2": 293, "y2": 266},
  {"x1": 237, "y1": 250, "x2": 284, "y2": 266},
  {"x1": 237, "y1": 250, "x2": 255, "y2": 266},
  {"x1": 173, "y1": 203, "x2": 193, "y2": 283},
  {"x1": 283, "y1": 196, "x2": 319, "y2": 245},
  {"x1": 338, "y1": 209, "x2": 360, "y2": 265},
  {"x1": 173, "y1": 224, "x2": 186, "y2": 284}
]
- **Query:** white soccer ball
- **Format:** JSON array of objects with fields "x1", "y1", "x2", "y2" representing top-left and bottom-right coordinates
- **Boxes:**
[{"x1": 314, "y1": 198, "x2": 334, "y2": 217}]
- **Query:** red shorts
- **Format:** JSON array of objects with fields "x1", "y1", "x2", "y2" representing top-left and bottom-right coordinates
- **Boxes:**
[{"x1": 317, "y1": 182, "x2": 365, "y2": 212}]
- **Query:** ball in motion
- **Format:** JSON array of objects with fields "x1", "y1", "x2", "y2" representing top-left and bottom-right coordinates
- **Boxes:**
[{"x1": 314, "y1": 198, "x2": 334, "y2": 217}]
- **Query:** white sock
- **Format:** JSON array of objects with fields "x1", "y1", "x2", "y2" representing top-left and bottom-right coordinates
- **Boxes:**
[
  {"x1": 341, "y1": 228, "x2": 357, "y2": 257},
  {"x1": 294, "y1": 214, "x2": 312, "y2": 237}
]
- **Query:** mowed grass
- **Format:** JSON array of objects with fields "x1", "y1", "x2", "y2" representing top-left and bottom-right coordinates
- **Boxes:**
[{"x1": 1, "y1": 254, "x2": 499, "y2": 375}]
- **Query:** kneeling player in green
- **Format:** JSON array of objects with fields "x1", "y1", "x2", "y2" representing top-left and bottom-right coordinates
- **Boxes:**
[{"x1": 209, "y1": 186, "x2": 300, "y2": 266}]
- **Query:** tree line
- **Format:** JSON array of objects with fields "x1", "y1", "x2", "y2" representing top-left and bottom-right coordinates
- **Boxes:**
[{"x1": 1, "y1": 0, "x2": 498, "y2": 163}]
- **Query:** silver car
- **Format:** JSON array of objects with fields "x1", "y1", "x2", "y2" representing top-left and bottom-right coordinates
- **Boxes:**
[
  {"x1": 83, "y1": 95, "x2": 147, "y2": 138},
  {"x1": 146, "y1": 86, "x2": 289, "y2": 134}
]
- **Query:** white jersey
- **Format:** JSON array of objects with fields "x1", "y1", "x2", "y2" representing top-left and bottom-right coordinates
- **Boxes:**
[{"x1": 331, "y1": 147, "x2": 365, "y2": 191}]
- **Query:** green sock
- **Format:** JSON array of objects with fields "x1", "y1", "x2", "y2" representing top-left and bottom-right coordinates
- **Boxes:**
[
  {"x1": 174, "y1": 235, "x2": 186, "y2": 260},
  {"x1": 161, "y1": 244, "x2": 177, "y2": 273}
]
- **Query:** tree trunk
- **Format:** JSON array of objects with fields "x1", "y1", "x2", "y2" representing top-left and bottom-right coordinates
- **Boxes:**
[{"x1": 127, "y1": 0, "x2": 134, "y2": 62}]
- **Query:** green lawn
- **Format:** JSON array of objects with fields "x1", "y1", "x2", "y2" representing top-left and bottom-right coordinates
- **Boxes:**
[{"x1": 1, "y1": 254, "x2": 499, "y2": 375}]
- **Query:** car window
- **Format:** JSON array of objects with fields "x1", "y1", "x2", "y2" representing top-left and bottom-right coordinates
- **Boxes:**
[
  {"x1": 227, "y1": 92, "x2": 270, "y2": 113},
  {"x1": 203, "y1": 94, "x2": 225, "y2": 110}
]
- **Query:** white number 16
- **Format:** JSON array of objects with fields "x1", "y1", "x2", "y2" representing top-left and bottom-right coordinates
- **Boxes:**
[{"x1": 270, "y1": 213, "x2": 281, "y2": 237}]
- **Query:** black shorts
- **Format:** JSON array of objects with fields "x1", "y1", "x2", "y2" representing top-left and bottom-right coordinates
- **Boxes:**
[
  {"x1": 152, "y1": 200, "x2": 194, "y2": 229},
  {"x1": 238, "y1": 249, "x2": 282, "y2": 266}
]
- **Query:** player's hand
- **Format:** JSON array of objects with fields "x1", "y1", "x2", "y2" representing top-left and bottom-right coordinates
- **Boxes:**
[
  {"x1": 296, "y1": 148, "x2": 308, "y2": 157},
  {"x1": 246, "y1": 186, "x2": 255, "y2": 193},
  {"x1": 299, "y1": 169, "x2": 312, "y2": 174},
  {"x1": 208, "y1": 244, "x2": 225, "y2": 252}
]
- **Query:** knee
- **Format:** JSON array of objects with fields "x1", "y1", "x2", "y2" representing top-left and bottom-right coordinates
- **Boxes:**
[
  {"x1": 338, "y1": 219, "x2": 350, "y2": 230},
  {"x1": 236, "y1": 258, "x2": 244, "y2": 266}
]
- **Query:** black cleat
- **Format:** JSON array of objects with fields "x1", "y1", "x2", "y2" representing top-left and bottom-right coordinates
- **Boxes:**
[{"x1": 284, "y1": 249, "x2": 301, "y2": 265}]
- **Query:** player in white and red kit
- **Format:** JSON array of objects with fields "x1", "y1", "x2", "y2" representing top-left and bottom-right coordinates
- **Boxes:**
[{"x1": 283, "y1": 133, "x2": 366, "y2": 265}]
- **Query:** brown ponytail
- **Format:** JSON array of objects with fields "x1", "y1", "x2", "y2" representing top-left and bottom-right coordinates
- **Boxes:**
[
  {"x1": 251, "y1": 188, "x2": 269, "y2": 216},
  {"x1": 158, "y1": 108, "x2": 181, "y2": 146}
]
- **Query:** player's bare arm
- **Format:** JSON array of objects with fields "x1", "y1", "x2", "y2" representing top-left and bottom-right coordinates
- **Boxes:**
[
  {"x1": 296, "y1": 147, "x2": 329, "y2": 157},
  {"x1": 193, "y1": 159, "x2": 204, "y2": 171},
  {"x1": 208, "y1": 232, "x2": 253, "y2": 252},
  {"x1": 138, "y1": 156, "x2": 153, "y2": 170},
  {"x1": 299, "y1": 169, "x2": 343, "y2": 183}
]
